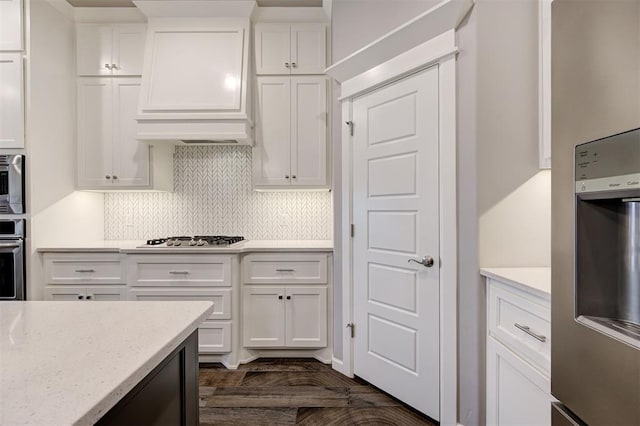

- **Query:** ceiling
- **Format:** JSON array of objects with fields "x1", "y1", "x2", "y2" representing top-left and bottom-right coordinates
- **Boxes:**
[{"x1": 65, "y1": 0, "x2": 322, "y2": 7}]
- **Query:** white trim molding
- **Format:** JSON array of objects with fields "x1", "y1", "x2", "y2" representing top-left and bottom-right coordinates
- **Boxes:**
[
  {"x1": 325, "y1": 0, "x2": 472, "y2": 83},
  {"x1": 538, "y1": 0, "x2": 552, "y2": 169}
]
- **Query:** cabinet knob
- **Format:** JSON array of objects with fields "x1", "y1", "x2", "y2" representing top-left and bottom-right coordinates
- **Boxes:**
[
  {"x1": 286, "y1": 295, "x2": 291, "y2": 300},
  {"x1": 285, "y1": 175, "x2": 290, "y2": 179},
  {"x1": 278, "y1": 295, "x2": 283, "y2": 300},
  {"x1": 78, "y1": 295, "x2": 84, "y2": 300},
  {"x1": 111, "y1": 63, "x2": 118, "y2": 70},
  {"x1": 104, "y1": 63, "x2": 112, "y2": 70},
  {"x1": 285, "y1": 62, "x2": 290, "y2": 68},
  {"x1": 292, "y1": 175, "x2": 296, "y2": 179},
  {"x1": 86, "y1": 295, "x2": 93, "y2": 300},
  {"x1": 291, "y1": 62, "x2": 297, "y2": 68},
  {"x1": 112, "y1": 175, "x2": 118, "y2": 180},
  {"x1": 105, "y1": 175, "x2": 111, "y2": 179}
]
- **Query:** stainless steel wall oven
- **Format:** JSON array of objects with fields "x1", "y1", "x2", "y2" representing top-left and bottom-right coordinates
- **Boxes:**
[
  {"x1": 0, "y1": 219, "x2": 25, "y2": 300},
  {"x1": 0, "y1": 155, "x2": 24, "y2": 214}
]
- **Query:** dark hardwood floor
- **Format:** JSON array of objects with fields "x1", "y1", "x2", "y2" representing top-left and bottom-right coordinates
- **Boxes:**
[{"x1": 199, "y1": 358, "x2": 437, "y2": 425}]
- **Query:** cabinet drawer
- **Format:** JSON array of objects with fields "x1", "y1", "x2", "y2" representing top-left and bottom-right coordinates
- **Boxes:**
[
  {"x1": 128, "y1": 255, "x2": 232, "y2": 287},
  {"x1": 129, "y1": 288, "x2": 231, "y2": 320},
  {"x1": 243, "y1": 253, "x2": 327, "y2": 284},
  {"x1": 488, "y1": 279, "x2": 551, "y2": 375},
  {"x1": 44, "y1": 253, "x2": 123, "y2": 285},
  {"x1": 199, "y1": 321, "x2": 231, "y2": 353}
]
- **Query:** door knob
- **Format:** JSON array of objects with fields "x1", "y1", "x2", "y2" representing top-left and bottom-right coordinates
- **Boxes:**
[{"x1": 408, "y1": 256, "x2": 435, "y2": 268}]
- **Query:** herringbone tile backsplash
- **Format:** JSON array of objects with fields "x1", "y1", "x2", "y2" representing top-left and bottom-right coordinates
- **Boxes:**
[{"x1": 104, "y1": 146, "x2": 332, "y2": 240}]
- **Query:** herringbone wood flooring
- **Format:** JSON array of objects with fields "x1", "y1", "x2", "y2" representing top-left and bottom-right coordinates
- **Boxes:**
[{"x1": 199, "y1": 358, "x2": 437, "y2": 425}]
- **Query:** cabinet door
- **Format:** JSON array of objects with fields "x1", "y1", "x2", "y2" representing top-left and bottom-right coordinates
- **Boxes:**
[
  {"x1": 77, "y1": 78, "x2": 113, "y2": 187},
  {"x1": 112, "y1": 24, "x2": 146, "y2": 76},
  {"x1": 242, "y1": 286, "x2": 285, "y2": 347},
  {"x1": 112, "y1": 78, "x2": 150, "y2": 187},
  {"x1": 290, "y1": 24, "x2": 325, "y2": 75},
  {"x1": 291, "y1": 76, "x2": 327, "y2": 187},
  {"x1": 77, "y1": 24, "x2": 113, "y2": 76},
  {"x1": 0, "y1": 0, "x2": 23, "y2": 51},
  {"x1": 486, "y1": 337, "x2": 552, "y2": 426},
  {"x1": 85, "y1": 286, "x2": 127, "y2": 301},
  {"x1": 253, "y1": 77, "x2": 292, "y2": 186},
  {"x1": 285, "y1": 286, "x2": 327, "y2": 348},
  {"x1": 255, "y1": 23, "x2": 291, "y2": 75},
  {"x1": 0, "y1": 52, "x2": 24, "y2": 148},
  {"x1": 44, "y1": 287, "x2": 86, "y2": 301}
]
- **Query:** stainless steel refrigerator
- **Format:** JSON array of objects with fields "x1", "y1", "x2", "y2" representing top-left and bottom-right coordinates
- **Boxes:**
[{"x1": 552, "y1": 2, "x2": 640, "y2": 424}]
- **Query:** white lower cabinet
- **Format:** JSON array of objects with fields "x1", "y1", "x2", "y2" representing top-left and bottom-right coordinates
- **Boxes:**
[
  {"x1": 486, "y1": 277, "x2": 553, "y2": 426},
  {"x1": 127, "y1": 254, "x2": 235, "y2": 354},
  {"x1": 43, "y1": 253, "x2": 127, "y2": 301},
  {"x1": 242, "y1": 253, "x2": 329, "y2": 349},
  {"x1": 486, "y1": 336, "x2": 551, "y2": 426},
  {"x1": 44, "y1": 286, "x2": 127, "y2": 301},
  {"x1": 242, "y1": 285, "x2": 327, "y2": 348}
]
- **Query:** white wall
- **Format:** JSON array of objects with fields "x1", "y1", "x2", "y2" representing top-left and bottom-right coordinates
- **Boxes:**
[{"x1": 26, "y1": 0, "x2": 104, "y2": 300}]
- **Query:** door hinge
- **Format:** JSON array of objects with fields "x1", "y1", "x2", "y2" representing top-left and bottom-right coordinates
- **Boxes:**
[
  {"x1": 345, "y1": 121, "x2": 354, "y2": 136},
  {"x1": 346, "y1": 323, "x2": 355, "y2": 338},
  {"x1": 350, "y1": 224, "x2": 355, "y2": 238}
]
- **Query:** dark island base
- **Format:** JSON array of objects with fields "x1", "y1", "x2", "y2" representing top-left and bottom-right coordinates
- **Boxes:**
[{"x1": 97, "y1": 330, "x2": 199, "y2": 426}]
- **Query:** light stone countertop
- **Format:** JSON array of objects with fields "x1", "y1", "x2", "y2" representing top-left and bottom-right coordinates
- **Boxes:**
[
  {"x1": 37, "y1": 239, "x2": 334, "y2": 253},
  {"x1": 0, "y1": 301, "x2": 214, "y2": 426},
  {"x1": 480, "y1": 267, "x2": 551, "y2": 300}
]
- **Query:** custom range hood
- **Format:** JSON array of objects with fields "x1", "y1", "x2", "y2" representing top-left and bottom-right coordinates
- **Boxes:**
[{"x1": 133, "y1": 1, "x2": 256, "y2": 145}]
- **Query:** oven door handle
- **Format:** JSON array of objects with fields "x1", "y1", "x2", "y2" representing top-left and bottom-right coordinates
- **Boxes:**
[{"x1": 0, "y1": 242, "x2": 21, "y2": 249}]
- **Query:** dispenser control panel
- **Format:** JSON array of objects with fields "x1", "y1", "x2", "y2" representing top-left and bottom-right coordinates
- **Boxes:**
[{"x1": 575, "y1": 128, "x2": 640, "y2": 193}]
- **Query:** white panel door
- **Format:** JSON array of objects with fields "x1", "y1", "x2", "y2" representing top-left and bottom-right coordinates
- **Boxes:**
[
  {"x1": 0, "y1": 52, "x2": 24, "y2": 148},
  {"x1": 255, "y1": 23, "x2": 291, "y2": 75},
  {"x1": 242, "y1": 286, "x2": 285, "y2": 347},
  {"x1": 254, "y1": 77, "x2": 291, "y2": 186},
  {"x1": 291, "y1": 76, "x2": 327, "y2": 187},
  {"x1": 290, "y1": 24, "x2": 326, "y2": 75},
  {"x1": 352, "y1": 66, "x2": 440, "y2": 419},
  {"x1": 112, "y1": 24, "x2": 146, "y2": 76},
  {"x1": 285, "y1": 286, "x2": 327, "y2": 348},
  {"x1": 0, "y1": 0, "x2": 23, "y2": 51},
  {"x1": 112, "y1": 78, "x2": 149, "y2": 187},
  {"x1": 77, "y1": 24, "x2": 113, "y2": 76},
  {"x1": 77, "y1": 78, "x2": 113, "y2": 187},
  {"x1": 486, "y1": 337, "x2": 552, "y2": 426}
]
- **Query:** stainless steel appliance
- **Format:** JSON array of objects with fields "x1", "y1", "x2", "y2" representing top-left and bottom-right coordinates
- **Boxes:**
[
  {"x1": 0, "y1": 219, "x2": 25, "y2": 300},
  {"x1": 140, "y1": 236, "x2": 245, "y2": 248},
  {"x1": 552, "y1": 128, "x2": 640, "y2": 425},
  {"x1": 0, "y1": 155, "x2": 24, "y2": 214}
]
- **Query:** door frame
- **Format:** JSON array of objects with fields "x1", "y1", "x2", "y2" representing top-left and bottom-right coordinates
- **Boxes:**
[{"x1": 336, "y1": 30, "x2": 458, "y2": 424}]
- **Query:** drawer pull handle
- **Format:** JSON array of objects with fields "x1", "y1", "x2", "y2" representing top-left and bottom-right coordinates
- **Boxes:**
[
  {"x1": 276, "y1": 269, "x2": 295, "y2": 272},
  {"x1": 169, "y1": 271, "x2": 190, "y2": 275},
  {"x1": 514, "y1": 323, "x2": 547, "y2": 342},
  {"x1": 75, "y1": 269, "x2": 95, "y2": 273}
]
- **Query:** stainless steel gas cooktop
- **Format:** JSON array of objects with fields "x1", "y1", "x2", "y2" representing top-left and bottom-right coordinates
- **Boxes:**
[{"x1": 141, "y1": 236, "x2": 245, "y2": 248}]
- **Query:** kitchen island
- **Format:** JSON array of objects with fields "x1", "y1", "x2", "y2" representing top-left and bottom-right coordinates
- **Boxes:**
[{"x1": 0, "y1": 300, "x2": 214, "y2": 425}]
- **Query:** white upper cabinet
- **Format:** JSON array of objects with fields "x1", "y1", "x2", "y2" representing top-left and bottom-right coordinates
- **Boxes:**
[
  {"x1": 0, "y1": 0, "x2": 23, "y2": 51},
  {"x1": 253, "y1": 76, "x2": 328, "y2": 189},
  {"x1": 139, "y1": 20, "x2": 247, "y2": 115},
  {"x1": 255, "y1": 23, "x2": 326, "y2": 75},
  {"x1": 0, "y1": 52, "x2": 24, "y2": 148},
  {"x1": 77, "y1": 77, "x2": 170, "y2": 190},
  {"x1": 76, "y1": 24, "x2": 146, "y2": 76}
]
